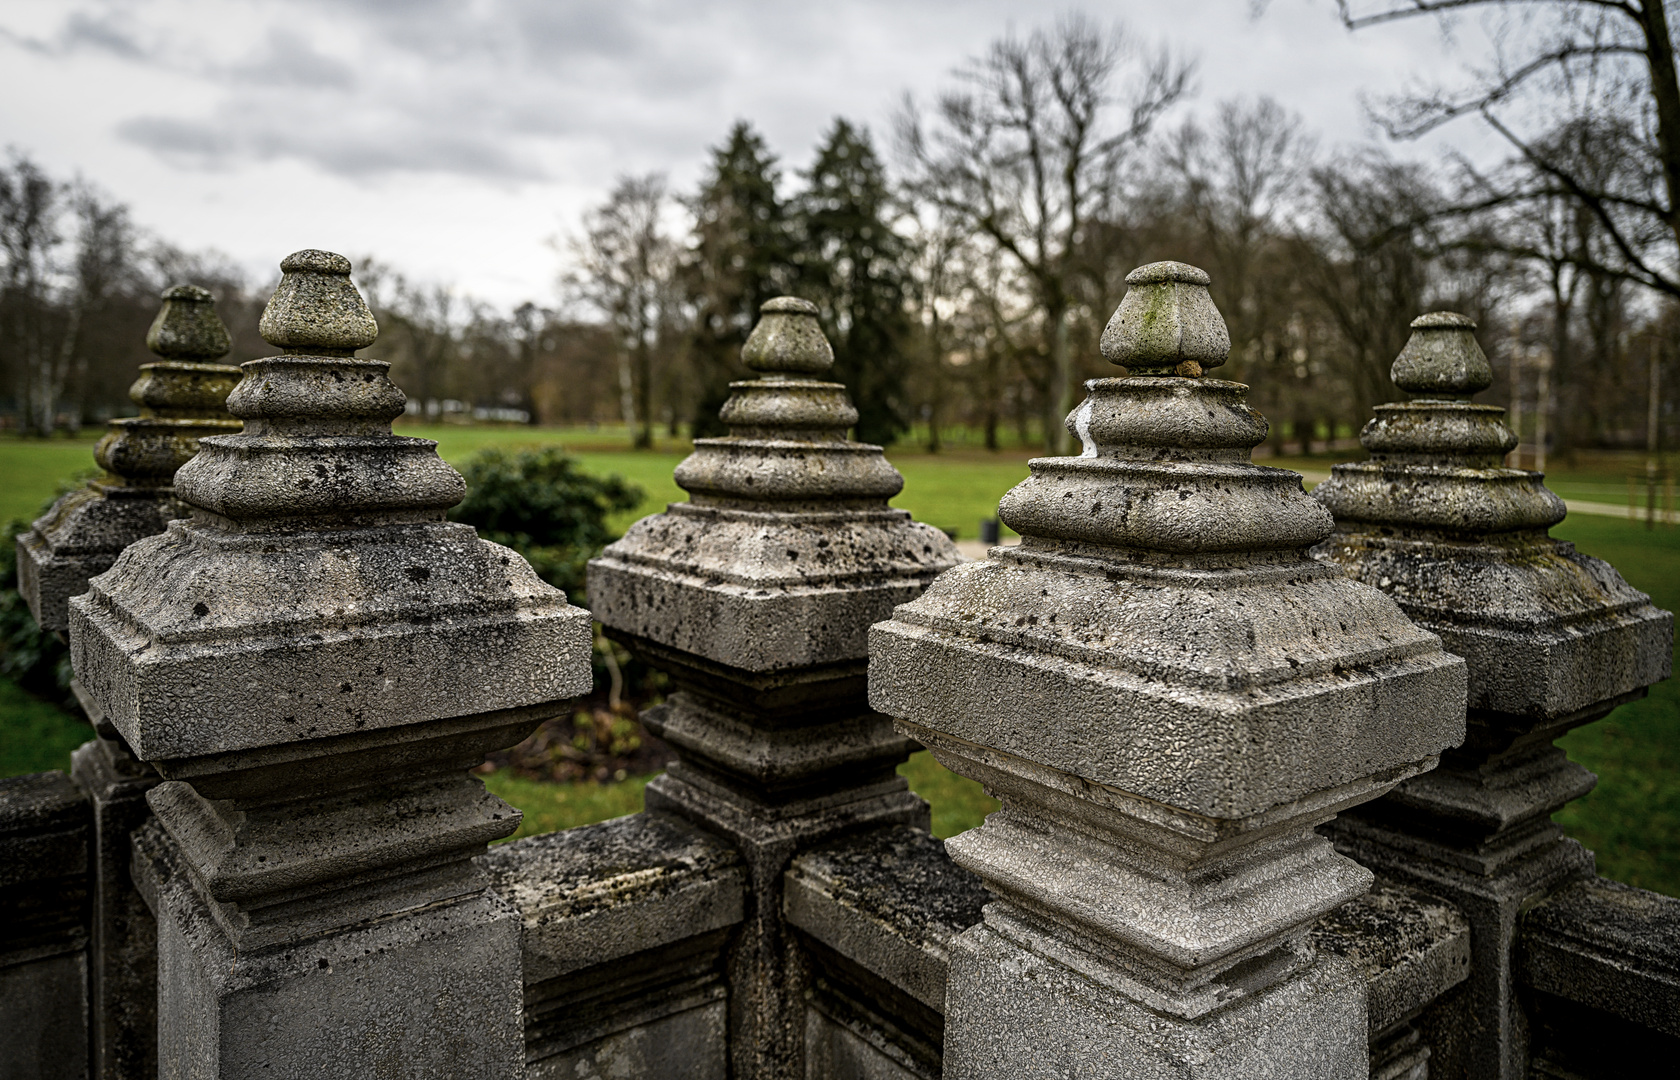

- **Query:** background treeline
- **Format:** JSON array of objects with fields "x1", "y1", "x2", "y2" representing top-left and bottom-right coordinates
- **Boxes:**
[{"x1": 4, "y1": 9, "x2": 1676, "y2": 459}]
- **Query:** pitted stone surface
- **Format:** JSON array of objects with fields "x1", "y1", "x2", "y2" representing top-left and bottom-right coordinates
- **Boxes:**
[
  {"x1": 17, "y1": 285, "x2": 241, "y2": 635},
  {"x1": 785, "y1": 825, "x2": 991, "y2": 1014},
  {"x1": 869, "y1": 261, "x2": 1463, "y2": 1076},
  {"x1": 482, "y1": 812, "x2": 745, "y2": 985},
  {"x1": 1313, "y1": 311, "x2": 1673, "y2": 1080},
  {"x1": 1313, "y1": 312, "x2": 1671, "y2": 721},
  {"x1": 67, "y1": 252, "x2": 591, "y2": 1080},
  {"x1": 589, "y1": 299, "x2": 953, "y2": 1080},
  {"x1": 71, "y1": 252, "x2": 591, "y2": 757},
  {"x1": 591, "y1": 298, "x2": 958, "y2": 675}
]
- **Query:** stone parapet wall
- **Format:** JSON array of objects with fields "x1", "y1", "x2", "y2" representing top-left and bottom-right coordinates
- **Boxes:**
[{"x1": 0, "y1": 254, "x2": 1673, "y2": 1080}]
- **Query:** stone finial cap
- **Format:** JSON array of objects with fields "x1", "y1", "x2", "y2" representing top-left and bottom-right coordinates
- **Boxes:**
[
  {"x1": 1100, "y1": 261, "x2": 1231, "y2": 376},
  {"x1": 257, "y1": 249, "x2": 379, "y2": 356},
  {"x1": 1391, "y1": 312, "x2": 1492, "y2": 396},
  {"x1": 742, "y1": 297, "x2": 834, "y2": 375},
  {"x1": 146, "y1": 285, "x2": 232, "y2": 361}
]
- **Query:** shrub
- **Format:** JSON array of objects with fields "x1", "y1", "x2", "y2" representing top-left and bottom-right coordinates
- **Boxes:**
[{"x1": 448, "y1": 446, "x2": 644, "y2": 603}]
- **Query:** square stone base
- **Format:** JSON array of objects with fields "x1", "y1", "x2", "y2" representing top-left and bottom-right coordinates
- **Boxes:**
[
  {"x1": 142, "y1": 830, "x2": 524, "y2": 1080},
  {"x1": 943, "y1": 924, "x2": 1367, "y2": 1080}
]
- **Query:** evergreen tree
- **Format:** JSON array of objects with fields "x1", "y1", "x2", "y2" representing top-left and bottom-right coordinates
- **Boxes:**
[
  {"x1": 682, "y1": 122, "x2": 793, "y2": 436},
  {"x1": 795, "y1": 119, "x2": 912, "y2": 446}
]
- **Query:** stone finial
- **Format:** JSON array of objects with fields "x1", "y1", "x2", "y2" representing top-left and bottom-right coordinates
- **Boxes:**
[
  {"x1": 589, "y1": 296, "x2": 959, "y2": 1076},
  {"x1": 674, "y1": 297, "x2": 901, "y2": 511},
  {"x1": 69, "y1": 250, "x2": 592, "y2": 1077},
  {"x1": 172, "y1": 251, "x2": 460, "y2": 530},
  {"x1": 256, "y1": 249, "x2": 379, "y2": 355},
  {"x1": 1099, "y1": 260, "x2": 1231, "y2": 376},
  {"x1": 741, "y1": 297, "x2": 834, "y2": 375},
  {"x1": 1311, "y1": 310, "x2": 1671, "y2": 1078},
  {"x1": 1390, "y1": 311, "x2": 1493, "y2": 397},
  {"x1": 870, "y1": 263, "x2": 1464, "y2": 1076},
  {"x1": 16, "y1": 285, "x2": 241, "y2": 637},
  {"x1": 73, "y1": 248, "x2": 589, "y2": 755},
  {"x1": 146, "y1": 285, "x2": 232, "y2": 362}
]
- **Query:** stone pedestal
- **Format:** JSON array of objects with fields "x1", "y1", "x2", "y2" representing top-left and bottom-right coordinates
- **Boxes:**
[
  {"x1": 69, "y1": 251, "x2": 594, "y2": 1080},
  {"x1": 1311, "y1": 312, "x2": 1673, "y2": 1080},
  {"x1": 15, "y1": 283, "x2": 239, "y2": 1080},
  {"x1": 589, "y1": 297, "x2": 959, "y2": 1079},
  {"x1": 869, "y1": 263, "x2": 1467, "y2": 1079}
]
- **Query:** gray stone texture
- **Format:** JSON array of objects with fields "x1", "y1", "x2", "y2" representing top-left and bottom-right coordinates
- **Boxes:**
[
  {"x1": 1518, "y1": 877, "x2": 1680, "y2": 1077},
  {"x1": 786, "y1": 827, "x2": 1474, "y2": 1080},
  {"x1": 68, "y1": 250, "x2": 595, "y2": 1080},
  {"x1": 13, "y1": 286, "x2": 238, "y2": 1079},
  {"x1": 482, "y1": 812, "x2": 745, "y2": 1078},
  {"x1": 1310, "y1": 311, "x2": 1674, "y2": 1080},
  {"x1": 587, "y1": 297, "x2": 960, "y2": 1079},
  {"x1": 0, "y1": 771, "x2": 91, "y2": 1080},
  {"x1": 69, "y1": 738, "x2": 159, "y2": 1080},
  {"x1": 17, "y1": 284, "x2": 241, "y2": 639},
  {"x1": 869, "y1": 262, "x2": 1467, "y2": 1078}
]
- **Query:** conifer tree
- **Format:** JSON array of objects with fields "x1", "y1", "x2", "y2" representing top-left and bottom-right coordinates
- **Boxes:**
[
  {"x1": 683, "y1": 122, "x2": 793, "y2": 436},
  {"x1": 795, "y1": 119, "x2": 912, "y2": 446}
]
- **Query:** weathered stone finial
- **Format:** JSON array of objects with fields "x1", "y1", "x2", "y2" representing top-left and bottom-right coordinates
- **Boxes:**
[
  {"x1": 1311, "y1": 311, "x2": 1672, "y2": 1079},
  {"x1": 171, "y1": 251, "x2": 460, "y2": 530},
  {"x1": 16, "y1": 287, "x2": 241, "y2": 638},
  {"x1": 589, "y1": 297, "x2": 959, "y2": 1076},
  {"x1": 256, "y1": 248, "x2": 379, "y2": 355},
  {"x1": 1389, "y1": 311, "x2": 1493, "y2": 397},
  {"x1": 69, "y1": 249, "x2": 591, "y2": 1077},
  {"x1": 871, "y1": 263, "x2": 1465, "y2": 1078},
  {"x1": 741, "y1": 296, "x2": 834, "y2": 375},
  {"x1": 146, "y1": 285, "x2": 232, "y2": 362},
  {"x1": 1099, "y1": 260, "x2": 1231, "y2": 376}
]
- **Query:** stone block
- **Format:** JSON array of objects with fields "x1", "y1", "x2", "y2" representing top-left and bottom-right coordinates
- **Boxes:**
[
  {"x1": 0, "y1": 772, "x2": 91, "y2": 1080},
  {"x1": 944, "y1": 923, "x2": 1367, "y2": 1079},
  {"x1": 484, "y1": 813, "x2": 746, "y2": 1079}
]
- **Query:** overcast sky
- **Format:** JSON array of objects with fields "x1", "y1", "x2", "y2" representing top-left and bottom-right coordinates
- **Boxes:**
[{"x1": 0, "y1": 0, "x2": 1493, "y2": 308}]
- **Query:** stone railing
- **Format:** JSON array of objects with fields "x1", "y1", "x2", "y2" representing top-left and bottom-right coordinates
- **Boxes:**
[{"x1": 0, "y1": 254, "x2": 1673, "y2": 1080}]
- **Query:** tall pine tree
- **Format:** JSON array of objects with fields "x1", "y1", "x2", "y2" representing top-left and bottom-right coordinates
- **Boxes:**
[
  {"x1": 795, "y1": 119, "x2": 912, "y2": 446},
  {"x1": 682, "y1": 122, "x2": 793, "y2": 436}
]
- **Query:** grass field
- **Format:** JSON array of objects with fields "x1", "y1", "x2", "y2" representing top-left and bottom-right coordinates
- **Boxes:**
[{"x1": 1, "y1": 428, "x2": 1673, "y2": 890}]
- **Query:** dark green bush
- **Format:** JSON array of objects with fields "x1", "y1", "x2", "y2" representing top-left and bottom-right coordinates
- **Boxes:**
[
  {"x1": 448, "y1": 447, "x2": 643, "y2": 602},
  {"x1": 1, "y1": 517, "x2": 72, "y2": 704}
]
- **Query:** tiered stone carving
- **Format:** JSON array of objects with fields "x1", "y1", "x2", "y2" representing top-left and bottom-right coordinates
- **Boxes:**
[
  {"x1": 1311, "y1": 312, "x2": 1673, "y2": 1079},
  {"x1": 869, "y1": 262, "x2": 1468, "y2": 1078},
  {"x1": 15, "y1": 283, "x2": 240, "y2": 1080},
  {"x1": 18, "y1": 285, "x2": 241, "y2": 644},
  {"x1": 68, "y1": 250, "x2": 594, "y2": 1078},
  {"x1": 588, "y1": 296, "x2": 960, "y2": 1079}
]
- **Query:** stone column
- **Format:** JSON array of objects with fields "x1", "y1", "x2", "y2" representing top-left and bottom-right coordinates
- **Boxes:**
[
  {"x1": 1310, "y1": 312, "x2": 1673, "y2": 1080},
  {"x1": 17, "y1": 284, "x2": 241, "y2": 1080},
  {"x1": 69, "y1": 250, "x2": 594, "y2": 1079},
  {"x1": 869, "y1": 262, "x2": 1468, "y2": 1079},
  {"x1": 588, "y1": 297, "x2": 960, "y2": 1080}
]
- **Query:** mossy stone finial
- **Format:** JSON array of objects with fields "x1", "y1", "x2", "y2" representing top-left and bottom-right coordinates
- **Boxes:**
[
  {"x1": 257, "y1": 249, "x2": 379, "y2": 356},
  {"x1": 1100, "y1": 261, "x2": 1231, "y2": 377},
  {"x1": 742, "y1": 297, "x2": 833, "y2": 376},
  {"x1": 1390, "y1": 312, "x2": 1493, "y2": 397},
  {"x1": 146, "y1": 285, "x2": 232, "y2": 361}
]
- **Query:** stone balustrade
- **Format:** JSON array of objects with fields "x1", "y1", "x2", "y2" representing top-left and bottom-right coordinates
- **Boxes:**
[{"x1": 0, "y1": 255, "x2": 1673, "y2": 1080}]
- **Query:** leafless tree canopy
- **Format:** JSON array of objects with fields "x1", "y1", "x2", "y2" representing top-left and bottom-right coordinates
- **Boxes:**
[{"x1": 2, "y1": 12, "x2": 1675, "y2": 462}]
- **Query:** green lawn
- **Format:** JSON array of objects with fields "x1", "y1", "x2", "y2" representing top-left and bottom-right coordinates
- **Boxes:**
[{"x1": 0, "y1": 429, "x2": 1673, "y2": 891}]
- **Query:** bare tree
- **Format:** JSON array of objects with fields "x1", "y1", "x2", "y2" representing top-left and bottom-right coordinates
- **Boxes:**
[
  {"x1": 0, "y1": 155, "x2": 66, "y2": 434},
  {"x1": 572, "y1": 174, "x2": 679, "y2": 449},
  {"x1": 1161, "y1": 98, "x2": 1315, "y2": 372},
  {"x1": 899, "y1": 15, "x2": 1193, "y2": 451},
  {"x1": 1338, "y1": 0, "x2": 1680, "y2": 296}
]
